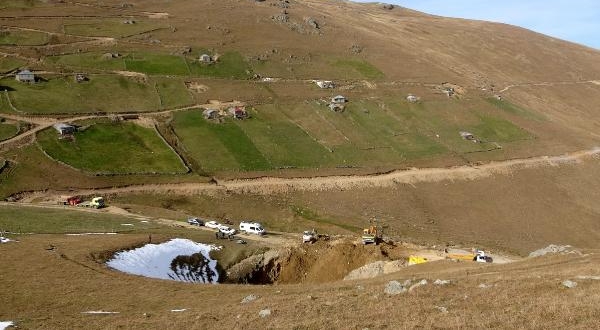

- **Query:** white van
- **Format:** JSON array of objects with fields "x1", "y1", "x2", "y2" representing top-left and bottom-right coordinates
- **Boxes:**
[{"x1": 239, "y1": 221, "x2": 266, "y2": 235}]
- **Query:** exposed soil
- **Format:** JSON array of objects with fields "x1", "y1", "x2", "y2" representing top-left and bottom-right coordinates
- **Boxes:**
[
  {"x1": 13, "y1": 147, "x2": 600, "y2": 201},
  {"x1": 227, "y1": 239, "x2": 412, "y2": 284}
]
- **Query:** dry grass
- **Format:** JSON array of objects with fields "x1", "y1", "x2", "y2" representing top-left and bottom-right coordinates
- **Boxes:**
[{"x1": 1, "y1": 233, "x2": 599, "y2": 329}]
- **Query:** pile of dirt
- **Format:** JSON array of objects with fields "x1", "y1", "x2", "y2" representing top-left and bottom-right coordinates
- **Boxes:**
[
  {"x1": 225, "y1": 239, "x2": 404, "y2": 284},
  {"x1": 529, "y1": 244, "x2": 582, "y2": 257}
]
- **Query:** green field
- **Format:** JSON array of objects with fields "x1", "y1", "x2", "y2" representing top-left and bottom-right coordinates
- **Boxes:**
[
  {"x1": 125, "y1": 52, "x2": 189, "y2": 75},
  {"x1": 251, "y1": 55, "x2": 383, "y2": 80},
  {"x1": 0, "y1": 56, "x2": 26, "y2": 73},
  {"x1": 37, "y1": 122, "x2": 187, "y2": 174},
  {"x1": 0, "y1": 122, "x2": 18, "y2": 141},
  {"x1": 0, "y1": 30, "x2": 48, "y2": 46},
  {"x1": 172, "y1": 98, "x2": 532, "y2": 172},
  {"x1": 63, "y1": 20, "x2": 166, "y2": 38},
  {"x1": 48, "y1": 51, "x2": 251, "y2": 78},
  {"x1": 1, "y1": 75, "x2": 160, "y2": 114},
  {"x1": 173, "y1": 110, "x2": 272, "y2": 171},
  {"x1": 187, "y1": 52, "x2": 251, "y2": 79},
  {"x1": 47, "y1": 52, "x2": 127, "y2": 71},
  {"x1": 332, "y1": 58, "x2": 384, "y2": 79},
  {"x1": 0, "y1": 205, "x2": 156, "y2": 234},
  {"x1": 487, "y1": 97, "x2": 545, "y2": 121},
  {"x1": 152, "y1": 77, "x2": 194, "y2": 108}
]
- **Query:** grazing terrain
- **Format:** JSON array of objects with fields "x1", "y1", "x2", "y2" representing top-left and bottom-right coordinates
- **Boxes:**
[
  {"x1": 37, "y1": 121, "x2": 187, "y2": 174},
  {"x1": 1, "y1": 0, "x2": 600, "y2": 328}
]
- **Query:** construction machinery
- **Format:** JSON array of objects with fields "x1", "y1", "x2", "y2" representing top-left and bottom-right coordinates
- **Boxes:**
[
  {"x1": 77, "y1": 196, "x2": 105, "y2": 209},
  {"x1": 362, "y1": 225, "x2": 382, "y2": 245},
  {"x1": 473, "y1": 250, "x2": 493, "y2": 263},
  {"x1": 446, "y1": 250, "x2": 493, "y2": 263}
]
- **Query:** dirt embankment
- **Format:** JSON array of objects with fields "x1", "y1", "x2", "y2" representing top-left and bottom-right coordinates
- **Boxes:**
[
  {"x1": 13, "y1": 147, "x2": 600, "y2": 202},
  {"x1": 225, "y1": 239, "x2": 406, "y2": 284}
]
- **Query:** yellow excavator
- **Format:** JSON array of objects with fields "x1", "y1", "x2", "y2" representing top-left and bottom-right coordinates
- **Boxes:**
[{"x1": 362, "y1": 225, "x2": 381, "y2": 245}]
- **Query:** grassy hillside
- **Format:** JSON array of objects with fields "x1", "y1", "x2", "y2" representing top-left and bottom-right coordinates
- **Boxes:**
[
  {"x1": 37, "y1": 122, "x2": 187, "y2": 174},
  {"x1": 0, "y1": 205, "x2": 153, "y2": 233},
  {"x1": 1, "y1": 76, "x2": 160, "y2": 114},
  {"x1": 0, "y1": 122, "x2": 18, "y2": 141}
]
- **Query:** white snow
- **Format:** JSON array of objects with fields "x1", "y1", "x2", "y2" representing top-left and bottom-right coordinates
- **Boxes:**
[
  {"x1": 0, "y1": 321, "x2": 14, "y2": 329},
  {"x1": 121, "y1": 223, "x2": 134, "y2": 226},
  {"x1": 0, "y1": 237, "x2": 13, "y2": 243},
  {"x1": 81, "y1": 311, "x2": 120, "y2": 315},
  {"x1": 170, "y1": 309, "x2": 187, "y2": 312},
  {"x1": 65, "y1": 233, "x2": 118, "y2": 236},
  {"x1": 106, "y1": 238, "x2": 220, "y2": 283}
]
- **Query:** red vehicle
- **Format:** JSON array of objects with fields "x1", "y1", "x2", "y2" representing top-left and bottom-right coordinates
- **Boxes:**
[{"x1": 59, "y1": 196, "x2": 82, "y2": 206}]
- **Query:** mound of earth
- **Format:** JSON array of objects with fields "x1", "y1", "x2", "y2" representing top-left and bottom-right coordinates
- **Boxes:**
[{"x1": 226, "y1": 239, "x2": 406, "y2": 284}]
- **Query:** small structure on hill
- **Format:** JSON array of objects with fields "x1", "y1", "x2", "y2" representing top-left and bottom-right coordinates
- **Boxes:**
[
  {"x1": 406, "y1": 94, "x2": 420, "y2": 103},
  {"x1": 123, "y1": 19, "x2": 136, "y2": 24},
  {"x1": 74, "y1": 73, "x2": 88, "y2": 83},
  {"x1": 228, "y1": 106, "x2": 248, "y2": 120},
  {"x1": 329, "y1": 95, "x2": 347, "y2": 112},
  {"x1": 199, "y1": 54, "x2": 213, "y2": 64},
  {"x1": 459, "y1": 131, "x2": 477, "y2": 142},
  {"x1": 15, "y1": 69, "x2": 35, "y2": 83},
  {"x1": 102, "y1": 53, "x2": 120, "y2": 59},
  {"x1": 53, "y1": 123, "x2": 76, "y2": 135},
  {"x1": 315, "y1": 80, "x2": 335, "y2": 89},
  {"x1": 203, "y1": 109, "x2": 219, "y2": 120},
  {"x1": 443, "y1": 87, "x2": 455, "y2": 98},
  {"x1": 331, "y1": 95, "x2": 347, "y2": 104}
]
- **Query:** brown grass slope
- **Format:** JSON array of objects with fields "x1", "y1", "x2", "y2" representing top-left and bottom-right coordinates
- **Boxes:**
[
  {"x1": 120, "y1": 0, "x2": 600, "y2": 83},
  {"x1": 1, "y1": 234, "x2": 599, "y2": 329}
]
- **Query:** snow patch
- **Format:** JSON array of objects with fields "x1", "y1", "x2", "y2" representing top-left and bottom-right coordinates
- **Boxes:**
[
  {"x1": 107, "y1": 238, "x2": 220, "y2": 283},
  {"x1": 0, "y1": 321, "x2": 14, "y2": 329},
  {"x1": 81, "y1": 311, "x2": 120, "y2": 315},
  {"x1": 121, "y1": 224, "x2": 134, "y2": 226},
  {"x1": 170, "y1": 309, "x2": 187, "y2": 312}
]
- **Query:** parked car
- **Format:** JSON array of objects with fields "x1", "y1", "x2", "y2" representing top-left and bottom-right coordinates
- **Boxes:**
[
  {"x1": 218, "y1": 225, "x2": 236, "y2": 235},
  {"x1": 205, "y1": 221, "x2": 220, "y2": 229},
  {"x1": 187, "y1": 217, "x2": 204, "y2": 226},
  {"x1": 239, "y1": 221, "x2": 266, "y2": 235}
]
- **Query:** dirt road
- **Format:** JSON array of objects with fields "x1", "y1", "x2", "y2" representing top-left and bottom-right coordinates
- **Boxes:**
[
  {"x1": 14, "y1": 147, "x2": 600, "y2": 201},
  {"x1": 0, "y1": 201, "x2": 297, "y2": 246}
]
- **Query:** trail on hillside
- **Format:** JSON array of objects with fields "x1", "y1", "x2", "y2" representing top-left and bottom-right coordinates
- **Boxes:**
[
  {"x1": 0, "y1": 102, "x2": 247, "y2": 150},
  {"x1": 15, "y1": 147, "x2": 600, "y2": 201},
  {"x1": 497, "y1": 80, "x2": 600, "y2": 93}
]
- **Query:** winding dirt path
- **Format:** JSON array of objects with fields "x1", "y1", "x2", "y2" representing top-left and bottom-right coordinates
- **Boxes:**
[
  {"x1": 15, "y1": 147, "x2": 600, "y2": 201},
  {"x1": 0, "y1": 101, "x2": 247, "y2": 150}
]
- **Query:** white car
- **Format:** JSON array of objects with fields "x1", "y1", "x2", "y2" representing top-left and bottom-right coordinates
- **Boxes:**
[
  {"x1": 218, "y1": 225, "x2": 236, "y2": 235},
  {"x1": 239, "y1": 221, "x2": 266, "y2": 235},
  {"x1": 205, "y1": 221, "x2": 220, "y2": 229}
]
